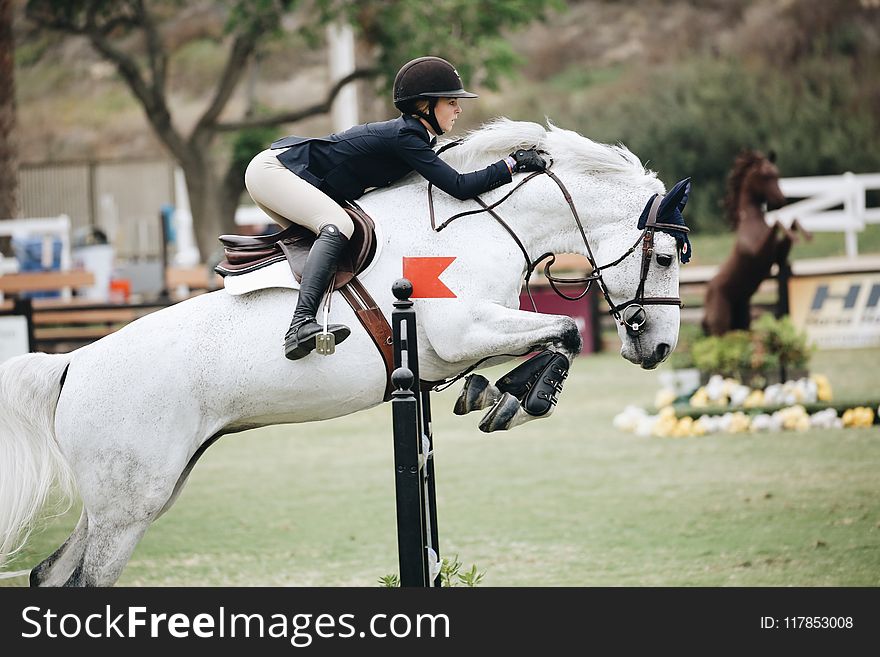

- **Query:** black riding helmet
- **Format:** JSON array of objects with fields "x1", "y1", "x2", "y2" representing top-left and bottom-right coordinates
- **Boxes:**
[{"x1": 393, "y1": 56, "x2": 477, "y2": 136}]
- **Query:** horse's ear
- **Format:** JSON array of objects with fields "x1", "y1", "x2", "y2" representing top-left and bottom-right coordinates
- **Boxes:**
[
  {"x1": 767, "y1": 150, "x2": 777, "y2": 163},
  {"x1": 659, "y1": 177, "x2": 691, "y2": 218}
]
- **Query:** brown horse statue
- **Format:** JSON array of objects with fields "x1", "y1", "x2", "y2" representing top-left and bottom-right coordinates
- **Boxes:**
[{"x1": 702, "y1": 150, "x2": 809, "y2": 335}]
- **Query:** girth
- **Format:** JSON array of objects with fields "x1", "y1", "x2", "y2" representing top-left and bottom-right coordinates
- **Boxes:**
[{"x1": 215, "y1": 203, "x2": 396, "y2": 400}]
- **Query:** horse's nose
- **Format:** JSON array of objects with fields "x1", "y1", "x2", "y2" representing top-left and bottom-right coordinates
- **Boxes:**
[
  {"x1": 767, "y1": 192, "x2": 787, "y2": 211},
  {"x1": 655, "y1": 343, "x2": 671, "y2": 361}
]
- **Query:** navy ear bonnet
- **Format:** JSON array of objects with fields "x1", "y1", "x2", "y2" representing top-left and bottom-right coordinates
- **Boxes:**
[{"x1": 637, "y1": 177, "x2": 692, "y2": 264}]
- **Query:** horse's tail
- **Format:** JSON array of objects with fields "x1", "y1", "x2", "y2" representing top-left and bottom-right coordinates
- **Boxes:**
[{"x1": 0, "y1": 352, "x2": 76, "y2": 570}]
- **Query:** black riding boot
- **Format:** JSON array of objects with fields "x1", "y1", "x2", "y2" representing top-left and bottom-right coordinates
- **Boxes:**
[{"x1": 284, "y1": 225, "x2": 351, "y2": 360}]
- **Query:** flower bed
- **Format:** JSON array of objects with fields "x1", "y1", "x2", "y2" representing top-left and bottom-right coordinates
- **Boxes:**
[{"x1": 614, "y1": 373, "x2": 878, "y2": 437}]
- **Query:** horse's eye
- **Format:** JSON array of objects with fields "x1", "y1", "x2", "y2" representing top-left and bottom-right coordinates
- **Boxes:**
[{"x1": 656, "y1": 253, "x2": 673, "y2": 267}]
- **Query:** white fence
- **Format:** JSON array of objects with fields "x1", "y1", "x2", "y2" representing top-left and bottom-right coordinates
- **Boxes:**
[{"x1": 766, "y1": 172, "x2": 880, "y2": 258}]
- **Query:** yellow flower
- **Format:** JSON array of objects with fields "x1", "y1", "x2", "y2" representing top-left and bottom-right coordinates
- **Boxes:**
[
  {"x1": 651, "y1": 406, "x2": 679, "y2": 437},
  {"x1": 779, "y1": 405, "x2": 808, "y2": 430},
  {"x1": 855, "y1": 407, "x2": 874, "y2": 428},
  {"x1": 842, "y1": 407, "x2": 873, "y2": 428},
  {"x1": 728, "y1": 412, "x2": 751, "y2": 433},
  {"x1": 672, "y1": 416, "x2": 695, "y2": 438},
  {"x1": 810, "y1": 374, "x2": 833, "y2": 402},
  {"x1": 652, "y1": 418, "x2": 677, "y2": 437},
  {"x1": 655, "y1": 388, "x2": 677, "y2": 409},
  {"x1": 743, "y1": 390, "x2": 765, "y2": 408},
  {"x1": 689, "y1": 388, "x2": 709, "y2": 408}
]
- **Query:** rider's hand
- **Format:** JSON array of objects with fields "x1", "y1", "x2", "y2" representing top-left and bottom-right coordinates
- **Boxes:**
[{"x1": 508, "y1": 148, "x2": 547, "y2": 173}]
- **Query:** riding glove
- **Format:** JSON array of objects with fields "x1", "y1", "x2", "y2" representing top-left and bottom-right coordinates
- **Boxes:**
[{"x1": 508, "y1": 148, "x2": 547, "y2": 173}]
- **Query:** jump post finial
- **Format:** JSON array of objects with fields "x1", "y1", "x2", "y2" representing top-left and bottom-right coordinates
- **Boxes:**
[{"x1": 392, "y1": 277, "x2": 413, "y2": 302}]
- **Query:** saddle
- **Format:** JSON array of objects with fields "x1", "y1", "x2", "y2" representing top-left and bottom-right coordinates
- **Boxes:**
[
  {"x1": 216, "y1": 203, "x2": 377, "y2": 285},
  {"x1": 215, "y1": 203, "x2": 395, "y2": 400}
]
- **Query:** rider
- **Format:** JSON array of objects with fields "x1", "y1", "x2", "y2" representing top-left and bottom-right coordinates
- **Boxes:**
[{"x1": 245, "y1": 56, "x2": 548, "y2": 361}]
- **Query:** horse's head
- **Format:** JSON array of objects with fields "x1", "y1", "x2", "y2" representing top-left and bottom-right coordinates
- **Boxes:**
[
  {"x1": 588, "y1": 178, "x2": 691, "y2": 370},
  {"x1": 726, "y1": 150, "x2": 786, "y2": 226},
  {"x1": 431, "y1": 119, "x2": 690, "y2": 369}
]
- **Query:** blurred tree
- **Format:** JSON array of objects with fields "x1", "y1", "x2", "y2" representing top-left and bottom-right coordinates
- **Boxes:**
[
  {"x1": 561, "y1": 55, "x2": 879, "y2": 233},
  {"x1": 0, "y1": 0, "x2": 19, "y2": 228},
  {"x1": 25, "y1": 0, "x2": 561, "y2": 260}
]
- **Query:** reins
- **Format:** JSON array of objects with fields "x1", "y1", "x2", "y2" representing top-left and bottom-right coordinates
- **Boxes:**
[
  {"x1": 427, "y1": 141, "x2": 684, "y2": 328},
  {"x1": 421, "y1": 140, "x2": 687, "y2": 391}
]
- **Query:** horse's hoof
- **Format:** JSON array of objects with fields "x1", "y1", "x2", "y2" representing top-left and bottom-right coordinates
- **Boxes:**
[
  {"x1": 454, "y1": 374, "x2": 501, "y2": 415},
  {"x1": 478, "y1": 392, "x2": 523, "y2": 433}
]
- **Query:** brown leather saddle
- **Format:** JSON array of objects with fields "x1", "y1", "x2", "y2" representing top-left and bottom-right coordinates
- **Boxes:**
[{"x1": 215, "y1": 203, "x2": 395, "y2": 400}]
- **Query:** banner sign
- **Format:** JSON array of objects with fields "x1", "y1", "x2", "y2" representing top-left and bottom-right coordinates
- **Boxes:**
[{"x1": 788, "y1": 273, "x2": 880, "y2": 349}]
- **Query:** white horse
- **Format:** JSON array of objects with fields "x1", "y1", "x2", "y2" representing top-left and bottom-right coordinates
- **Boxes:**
[{"x1": 0, "y1": 119, "x2": 687, "y2": 586}]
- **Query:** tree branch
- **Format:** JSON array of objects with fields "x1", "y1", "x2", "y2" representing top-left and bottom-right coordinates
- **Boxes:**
[
  {"x1": 214, "y1": 68, "x2": 377, "y2": 132},
  {"x1": 87, "y1": 28, "x2": 190, "y2": 164},
  {"x1": 134, "y1": 0, "x2": 166, "y2": 94},
  {"x1": 25, "y1": 3, "x2": 82, "y2": 34},
  {"x1": 27, "y1": 1, "x2": 188, "y2": 163},
  {"x1": 191, "y1": 32, "x2": 259, "y2": 139}
]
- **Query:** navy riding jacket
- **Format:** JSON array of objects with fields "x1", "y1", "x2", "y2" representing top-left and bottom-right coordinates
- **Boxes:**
[{"x1": 271, "y1": 114, "x2": 512, "y2": 202}]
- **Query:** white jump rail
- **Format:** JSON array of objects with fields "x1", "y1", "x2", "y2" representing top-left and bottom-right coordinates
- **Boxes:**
[
  {"x1": 0, "y1": 215, "x2": 74, "y2": 301},
  {"x1": 766, "y1": 172, "x2": 880, "y2": 258}
]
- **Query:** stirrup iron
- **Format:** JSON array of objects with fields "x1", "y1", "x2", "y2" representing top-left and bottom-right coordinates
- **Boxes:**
[{"x1": 315, "y1": 275, "x2": 336, "y2": 356}]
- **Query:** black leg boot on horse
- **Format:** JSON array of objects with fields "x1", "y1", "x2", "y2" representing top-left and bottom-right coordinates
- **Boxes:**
[{"x1": 284, "y1": 224, "x2": 351, "y2": 360}]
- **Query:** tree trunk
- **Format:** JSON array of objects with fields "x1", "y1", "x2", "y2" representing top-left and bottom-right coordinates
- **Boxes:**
[
  {"x1": 182, "y1": 161, "x2": 238, "y2": 265},
  {"x1": 0, "y1": 0, "x2": 19, "y2": 231}
]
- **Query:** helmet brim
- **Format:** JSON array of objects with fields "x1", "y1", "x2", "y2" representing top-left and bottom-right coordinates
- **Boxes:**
[{"x1": 418, "y1": 89, "x2": 479, "y2": 99}]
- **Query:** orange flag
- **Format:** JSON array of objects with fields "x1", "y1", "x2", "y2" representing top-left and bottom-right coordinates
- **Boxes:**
[{"x1": 402, "y1": 257, "x2": 457, "y2": 298}]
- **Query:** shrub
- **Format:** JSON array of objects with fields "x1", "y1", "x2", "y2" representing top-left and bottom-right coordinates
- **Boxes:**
[
  {"x1": 690, "y1": 314, "x2": 812, "y2": 383},
  {"x1": 751, "y1": 314, "x2": 812, "y2": 372}
]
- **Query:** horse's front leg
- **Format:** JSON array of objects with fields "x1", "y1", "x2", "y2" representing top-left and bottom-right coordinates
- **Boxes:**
[
  {"x1": 771, "y1": 224, "x2": 795, "y2": 267},
  {"x1": 422, "y1": 302, "x2": 582, "y2": 432},
  {"x1": 454, "y1": 349, "x2": 561, "y2": 414},
  {"x1": 422, "y1": 301, "x2": 582, "y2": 365},
  {"x1": 790, "y1": 218, "x2": 813, "y2": 242}
]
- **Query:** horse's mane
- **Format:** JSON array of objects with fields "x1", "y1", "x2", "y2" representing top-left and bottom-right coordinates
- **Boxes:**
[
  {"x1": 724, "y1": 149, "x2": 767, "y2": 228},
  {"x1": 432, "y1": 118, "x2": 659, "y2": 189}
]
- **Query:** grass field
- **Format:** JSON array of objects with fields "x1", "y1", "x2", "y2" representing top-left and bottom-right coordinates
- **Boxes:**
[{"x1": 3, "y1": 346, "x2": 878, "y2": 587}]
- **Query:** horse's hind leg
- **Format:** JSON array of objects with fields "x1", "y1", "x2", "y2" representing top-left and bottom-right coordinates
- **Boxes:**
[
  {"x1": 730, "y1": 298, "x2": 751, "y2": 331},
  {"x1": 57, "y1": 469, "x2": 186, "y2": 587},
  {"x1": 702, "y1": 284, "x2": 731, "y2": 336},
  {"x1": 50, "y1": 431, "x2": 193, "y2": 586},
  {"x1": 29, "y1": 510, "x2": 88, "y2": 587},
  {"x1": 63, "y1": 518, "x2": 153, "y2": 587},
  {"x1": 63, "y1": 435, "x2": 221, "y2": 586}
]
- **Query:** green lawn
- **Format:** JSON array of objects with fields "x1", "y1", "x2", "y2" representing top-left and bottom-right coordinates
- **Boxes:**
[{"x1": 4, "y1": 348, "x2": 878, "y2": 587}]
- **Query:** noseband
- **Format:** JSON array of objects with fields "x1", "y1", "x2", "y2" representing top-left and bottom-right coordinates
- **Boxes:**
[{"x1": 427, "y1": 148, "x2": 687, "y2": 335}]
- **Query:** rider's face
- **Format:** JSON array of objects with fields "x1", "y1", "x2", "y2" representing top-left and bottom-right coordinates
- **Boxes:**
[{"x1": 433, "y1": 97, "x2": 462, "y2": 133}]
